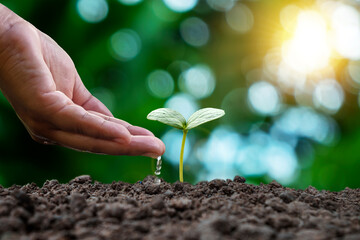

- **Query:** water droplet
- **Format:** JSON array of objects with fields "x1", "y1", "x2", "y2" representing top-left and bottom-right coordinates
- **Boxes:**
[
  {"x1": 154, "y1": 177, "x2": 161, "y2": 184},
  {"x1": 154, "y1": 156, "x2": 162, "y2": 177}
]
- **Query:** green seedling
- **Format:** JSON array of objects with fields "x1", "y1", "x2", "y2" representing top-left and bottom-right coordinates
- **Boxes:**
[{"x1": 147, "y1": 108, "x2": 225, "y2": 182}]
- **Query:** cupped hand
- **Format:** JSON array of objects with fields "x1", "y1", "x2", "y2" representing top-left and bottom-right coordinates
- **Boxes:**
[{"x1": 0, "y1": 20, "x2": 165, "y2": 157}]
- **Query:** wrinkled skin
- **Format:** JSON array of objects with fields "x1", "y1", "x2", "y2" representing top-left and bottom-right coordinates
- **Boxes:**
[{"x1": 0, "y1": 4, "x2": 165, "y2": 157}]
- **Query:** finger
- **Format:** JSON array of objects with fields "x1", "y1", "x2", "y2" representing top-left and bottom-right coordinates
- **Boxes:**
[
  {"x1": 126, "y1": 135, "x2": 165, "y2": 157},
  {"x1": 49, "y1": 130, "x2": 128, "y2": 154},
  {"x1": 49, "y1": 130, "x2": 165, "y2": 157},
  {"x1": 50, "y1": 102, "x2": 131, "y2": 143},
  {"x1": 127, "y1": 125, "x2": 155, "y2": 136},
  {"x1": 88, "y1": 111, "x2": 155, "y2": 137},
  {"x1": 29, "y1": 132, "x2": 57, "y2": 145}
]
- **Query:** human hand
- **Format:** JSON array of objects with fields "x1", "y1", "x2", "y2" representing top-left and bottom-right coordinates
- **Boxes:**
[{"x1": 0, "y1": 7, "x2": 165, "y2": 157}]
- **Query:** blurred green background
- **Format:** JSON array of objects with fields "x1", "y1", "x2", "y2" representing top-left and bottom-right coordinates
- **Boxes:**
[{"x1": 0, "y1": 0, "x2": 359, "y2": 191}]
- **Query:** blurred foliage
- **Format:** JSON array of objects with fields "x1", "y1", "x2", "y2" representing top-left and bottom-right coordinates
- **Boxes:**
[{"x1": 0, "y1": 0, "x2": 359, "y2": 191}]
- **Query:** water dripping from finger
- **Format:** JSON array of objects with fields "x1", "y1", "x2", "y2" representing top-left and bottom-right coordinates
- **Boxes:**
[{"x1": 154, "y1": 156, "x2": 162, "y2": 184}]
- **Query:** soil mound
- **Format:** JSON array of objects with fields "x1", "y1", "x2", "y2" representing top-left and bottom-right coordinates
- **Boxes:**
[{"x1": 0, "y1": 175, "x2": 359, "y2": 240}]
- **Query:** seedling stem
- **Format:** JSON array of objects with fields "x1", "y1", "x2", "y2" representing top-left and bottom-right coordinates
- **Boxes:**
[{"x1": 180, "y1": 129, "x2": 188, "y2": 182}]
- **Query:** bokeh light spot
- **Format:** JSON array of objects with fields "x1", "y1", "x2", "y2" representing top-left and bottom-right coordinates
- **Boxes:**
[
  {"x1": 348, "y1": 61, "x2": 360, "y2": 86},
  {"x1": 165, "y1": 93, "x2": 199, "y2": 119},
  {"x1": 201, "y1": 126, "x2": 242, "y2": 180},
  {"x1": 331, "y1": 4, "x2": 360, "y2": 60},
  {"x1": 274, "y1": 107, "x2": 337, "y2": 145},
  {"x1": 206, "y1": 0, "x2": 235, "y2": 12},
  {"x1": 203, "y1": 127, "x2": 242, "y2": 166},
  {"x1": 180, "y1": 64, "x2": 216, "y2": 99},
  {"x1": 313, "y1": 79, "x2": 344, "y2": 114},
  {"x1": 110, "y1": 29, "x2": 141, "y2": 61},
  {"x1": 163, "y1": 0, "x2": 198, "y2": 13},
  {"x1": 118, "y1": 0, "x2": 142, "y2": 6},
  {"x1": 263, "y1": 142, "x2": 298, "y2": 184},
  {"x1": 76, "y1": 0, "x2": 109, "y2": 23},
  {"x1": 236, "y1": 145, "x2": 267, "y2": 176},
  {"x1": 263, "y1": 48, "x2": 282, "y2": 79},
  {"x1": 225, "y1": 3, "x2": 254, "y2": 33},
  {"x1": 248, "y1": 81, "x2": 282, "y2": 116},
  {"x1": 277, "y1": 61, "x2": 307, "y2": 94},
  {"x1": 180, "y1": 17, "x2": 210, "y2": 47},
  {"x1": 146, "y1": 70, "x2": 174, "y2": 99},
  {"x1": 234, "y1": 130, "x2": 299, "y2": 184},
  {"x1": 152, "y1": 0, "x2": 179, "y2": 22},
  {"x1": 280, "y1": 4, "x2": 301, "y2": 33},
  {"x1": 168, "y1": 60, "x2": 191, "y2": 77}
]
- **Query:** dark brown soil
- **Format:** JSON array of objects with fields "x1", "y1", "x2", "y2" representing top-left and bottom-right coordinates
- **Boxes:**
[{"x1": 0, "y1": 175, "x2": 359, "y2": 240}]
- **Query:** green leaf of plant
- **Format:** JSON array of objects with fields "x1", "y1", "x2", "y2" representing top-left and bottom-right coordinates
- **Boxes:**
[
  {"x1": 147, "y1": 108, "x2": 186, "y2": 130},
  {"x1": 186, "y1": 108, "x2": 225, "y2": 130}
]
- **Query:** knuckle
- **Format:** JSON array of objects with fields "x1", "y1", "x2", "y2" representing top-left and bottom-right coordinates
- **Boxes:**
[
  {"x1": 0, "y1": 22, "x2": 36, "y2": 72},
  {"x1": 2, "y1": 22, "x2": 36, "y2": 50}
]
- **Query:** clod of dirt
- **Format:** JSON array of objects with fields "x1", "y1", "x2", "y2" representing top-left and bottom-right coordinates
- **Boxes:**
[{"x1": 0, "y1": 175, "x2": 359, "y2": 239}]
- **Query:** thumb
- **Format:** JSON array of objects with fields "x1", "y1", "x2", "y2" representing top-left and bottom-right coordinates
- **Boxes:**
[{"x1": 72, "y1": 75, "x2": 113, "y2": 116}]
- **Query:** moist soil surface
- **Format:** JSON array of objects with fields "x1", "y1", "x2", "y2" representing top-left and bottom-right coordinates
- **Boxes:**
[{"x1": 0, "y1": 175, "x2": 359, "y2": 240}]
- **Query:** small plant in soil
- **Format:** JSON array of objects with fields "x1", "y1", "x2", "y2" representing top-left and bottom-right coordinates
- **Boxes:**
[{"x1": 147, "y1": 108, "x2": 225, "y2": 182}]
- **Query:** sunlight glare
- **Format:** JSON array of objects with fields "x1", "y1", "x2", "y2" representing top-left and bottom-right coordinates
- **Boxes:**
[
  {"x1": 280, "y1": 4, "x2": 301, "y2": 33},
  {"x1": 282, "y1": 11, "x2": 331, "y2": 74},
  {"x1": 331, "y1": 4, "x2": 360, "y2": 60}
]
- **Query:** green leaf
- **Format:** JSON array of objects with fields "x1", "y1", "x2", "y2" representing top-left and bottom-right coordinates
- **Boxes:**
[
  {"x1": 186, "y1": 108, "x2": 225, "y2": 130},
  {"x1": 147, "y1": 108, "x2": 186, "y2": 130}
]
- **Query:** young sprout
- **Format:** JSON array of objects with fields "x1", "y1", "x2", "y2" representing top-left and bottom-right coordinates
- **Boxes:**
[{"x1": 147, "y1": 108, "x2": 225, "y2": 182}]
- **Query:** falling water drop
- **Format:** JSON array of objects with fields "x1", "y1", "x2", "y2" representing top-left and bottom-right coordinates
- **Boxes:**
[
  {"x1": 154, "y1": 156, "x2": 162, "y2": 184},
  {"x1": 155, "y1": 156, "x2": 162, "y2": 174}
]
